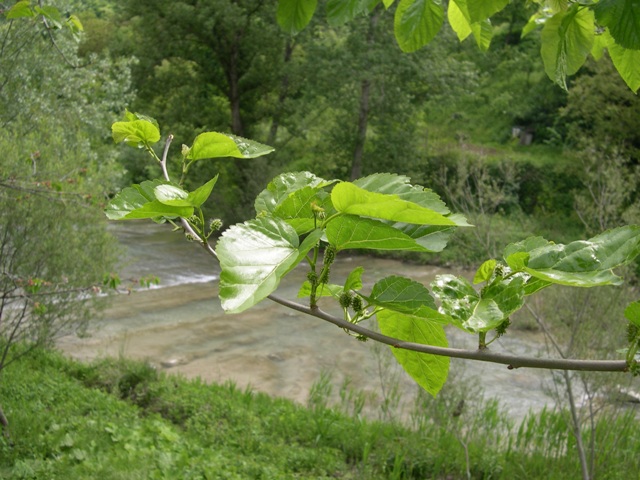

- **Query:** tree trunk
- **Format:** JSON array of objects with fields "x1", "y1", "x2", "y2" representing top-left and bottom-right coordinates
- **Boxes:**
[
  {"x1": 350, "y1": 78, "x2": 371, "y2": 180},
  {"x1": 349, "y1": 9, "x2": 380, "y2": 181},
  {"x1": 267, "y1": 40, "x2": 294, "y2": 146},
  {"x1": 228, "y1": 40, "x2": 244, "y2": 137}
]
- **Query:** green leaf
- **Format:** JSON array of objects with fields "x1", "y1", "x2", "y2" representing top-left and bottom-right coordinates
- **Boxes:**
[
  {"x1": 431, "y1": 275, "x2": 524, "y2": 332},
  {"x1": 378, "y1": 310, "x2": 449, "y2": 397},
  {"x1": 112, "y1": 120, "x2": 161, "y2": 147},
  {"x1": 471, "y1": 18, "x2": 493, "y2": 51},
  {"x1": 392, "y1": 224, "x2": 456, "y2": 252},
  {"x1": 34, "y1": 5, "x2": 62, "y2": 27},
  {"x1": 105, "y1": 180, "x2": 194, "y2": 220},
  {"x1": 624, "y1": 301, "x2": 640, "y2": 327},
  {"x1": 504, "y1": 226, "x2": 640, "y2": 287},
  {"x1": 277, "y1": 0, "x2": 317, "y2": 35},
  {"x1": 541, "y1": 5, "x2": 595, "y2": 89},
  {"x1": 394, "y1": 0, "x2": 444, "y2": 53},
  {"x1": 354, "y1": 173, "x2": 451, "y2": 215},
  {"x1": 331, "y1": 182, "x2": 461, "y2": 226},
  {"x1": 448, "y1": 0, "x2": 472, "y2": 41},
  {"x1": 364, "y1": 276, "x2": 449, "y2": 325},
  {"x1": 326, "y1": 0, "x2": 368, "y2": 26},
  {"x1": 297, "y1": 281, "x2": 343, "y2": 298},
  {"x1": 67, "y1": 14, "x2": 83, "y2": 32},
  {"x1": 255, "y1": 172, "x2": 334, "y2": 215},
  {"x1": 274, "y1": 187, "x2": 334, "y2": 235},
  {"x1": 6, "y1": 1, "x2": 35, "y2": 19},
  {"x1": 187, "y1": 132, "x2": 274, "y2": 161},
  {"x1": 461, "y1": 0, "x2": 508, "y2": 24},
  {"x1": 594, "y1": 0, "x2": 640, "y2": 50},
  {"x1": 326, "y1": 215, "x2": 436, "y2": 252},
  {"x1": 473, "y1": 259, "x2": 497, "y2": 284},
  {"x1": 217, "y1": 217, "x2": 308, "y2": 313},
  {"x1": 608, "y1": 39, "x2": 640, "y2": 93},
  {"x1": 154, "y1": 185, "x2": 190, "y2": 207},
  {"x1": 188, "y1": 175, "x2": 219, "y2": 208},
  {"x1": 344, "y1": 266, "x2": 364, "y2": 292}
]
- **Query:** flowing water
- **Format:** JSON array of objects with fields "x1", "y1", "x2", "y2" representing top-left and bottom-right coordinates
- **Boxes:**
[{"x1": 59, "y1": 221, "x2": 559, "y2": 421}]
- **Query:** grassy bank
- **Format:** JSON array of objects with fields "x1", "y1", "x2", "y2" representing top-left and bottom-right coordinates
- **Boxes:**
[{"x1": 1, "y1": 348, "x2": 639, "y2": 479}]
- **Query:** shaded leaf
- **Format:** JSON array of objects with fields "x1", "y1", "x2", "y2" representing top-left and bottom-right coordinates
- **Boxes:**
[
  {"x1": 394, "y1": 0, "x2": 444, "y2": 52},
  {"x1": 595, "y1": 0, "x2": 640, "y2": 50},
  {"x1": 6, "y1": 1, "x2": 35, "y2": 18},
  {"x1": 297, "y1": 281, "x2": 343, "y2": 298},
  {"x1": 378, "y1": 310, "x2": 449, "y2": 396},
  {"x1": 326, "y1": 0, "x2": 368, "y2": 26},
  {"x1": 624, "y1": 301, "x2": 640, "y2": 327},
  {"x1": 277, "y1": 0, "x2": 317, "y2": 34},
  {"x1": 344, "y1": 266, "x2": 364, "y2": 292}
]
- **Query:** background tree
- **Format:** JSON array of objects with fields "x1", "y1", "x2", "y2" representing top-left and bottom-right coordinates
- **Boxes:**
[{"x1": 0, "y1": 0, "x2": 133, "y2": 434}]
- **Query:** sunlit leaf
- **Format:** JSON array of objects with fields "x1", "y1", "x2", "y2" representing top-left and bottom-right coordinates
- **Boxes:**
[
  {"x1": 112, "y1": 119, "x2": 161, "y2": 147},
  {"x1": 541, "y1": 5, "x2": 595, "y2": 89},
  {"x1": 473, "y1": 259, "x2": 497, "y2": 284},
  {"x1": 187, "y1": 132, "x2": 274, "y2": 161},
  {"x1": 394, "y1": 0, "x2": 444, "y2": 52},
  {"x1": 448, "y1": 0, "x2": 472, "y2": 41},
  {"x1": 154, "y1": 185, "x2": 190, "y2": 207},
  {"x1": 354, "y1": 173, "x2": 451, "y2": 215},
  {"x1": 378, "y1": 309, "x2": 449, "y2": 396},
  {"x1": 431, "y1": 274, "x2": 524, "y2": 332},
  {"x1": 105, "y1": 180, "x2": 193, "y2": 220},
  {"x1": 217, "y1": 217, "x2": 315, "y2": 313},
  {"x1": 332, "y1": 183, "x2": 464, "y2": 226},
  {"x1": 188, "y1": 176, "x2": 219, "y2": 208},
  {"x1": 608, "y1": 39, "x2": 640, "y2": 93},
  {"x1": 326, "y1": 215, "x2": 437, "y2": 252},
  {"x1": 255, "y1": 172, "x2": 334, "y2": 215},
  {"x1": 504, "y1": 226, "x2": 640, "y2": 287}
]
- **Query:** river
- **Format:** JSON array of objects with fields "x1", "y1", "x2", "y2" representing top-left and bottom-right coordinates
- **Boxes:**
[{"x1": 59, "y1": 221, "x2": 564, "y2": 422}]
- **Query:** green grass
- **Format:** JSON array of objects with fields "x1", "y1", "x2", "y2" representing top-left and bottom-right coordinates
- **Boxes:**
[{"x1": 1, "y1": 348, "x2": 639, "y2": 479}]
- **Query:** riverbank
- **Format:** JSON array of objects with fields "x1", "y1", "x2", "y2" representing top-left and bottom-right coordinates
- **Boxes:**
[{"x1": 2, "y1": 348, "x2": 639, "y2": 479}]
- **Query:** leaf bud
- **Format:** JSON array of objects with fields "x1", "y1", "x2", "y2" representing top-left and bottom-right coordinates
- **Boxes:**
[
  {"x1": 209, "y1": 218, "x2": 223, "y2": 232},
  {"x1": 339, "y1": 292, "x2": 353, "y2": 309},
  {"x1": 307, "y1": 271, "x2": 318, "y2": 285},
  {"x1": 351, "y1": 295, "x2": 364, "y2": 313}
]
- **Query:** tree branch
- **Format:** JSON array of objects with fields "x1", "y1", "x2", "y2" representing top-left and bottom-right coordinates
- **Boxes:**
[{"x1": 267, "y1": 294, "x2": 629, "y2": 373}]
